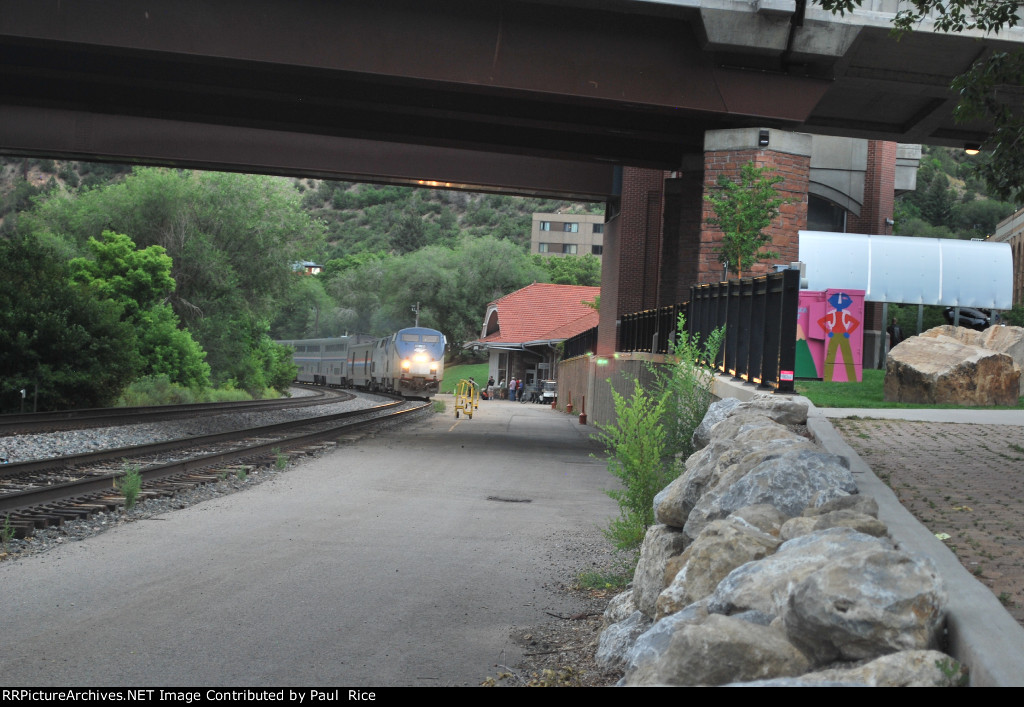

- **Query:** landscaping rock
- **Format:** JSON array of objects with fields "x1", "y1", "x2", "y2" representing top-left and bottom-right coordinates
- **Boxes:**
[
  {"x1": 595, "y1": 610, "x2": 652, "y2": 671},
  {"x1": 885, "y1": 333, "x2": 1020, "y2": 406},
  {"x1": 656, "y1": 512, "x2": 782, "y2": 619},
  {"x1": 632, "y1": 524, "x2": 691, "y2": 618},
  {"x1": 622, "y1": 613, "x2": 811, "y2": 686},
  {"x1": 683, "y1": 447, "x2": 857, "y2": 539},
  {"x1": 737, "y1": 394, "x2": 809, "y2": 426},
  {"x1": 708, "y1": 527, "x2": 891, "y2": 618},
  {"x1": 692, "y1": 398, "x2": 742, "y2": 450},
  {"x1": 728, "y1": 650, "x2": 965, "y2": 686},
  {"x1": 602, "y1": 589, "x2": 638, "y2": 626},
  {"x1": 921, "y1": 324, "x2": 1024, "y2": 396},
  {"x1": 783, "y1": 548, "x2": 947, "y2": 664},
  {"x1": 780, "y1": 509, "x2": 888, "y2": 541}
]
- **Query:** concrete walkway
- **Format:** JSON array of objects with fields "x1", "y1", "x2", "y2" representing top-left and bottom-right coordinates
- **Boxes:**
[
  {"x1": 712, "y1": 374, "x2": 1024, "y2": 687},
  {"x1": 0, "y1": 400, "x2": 617, "y2": 687}
]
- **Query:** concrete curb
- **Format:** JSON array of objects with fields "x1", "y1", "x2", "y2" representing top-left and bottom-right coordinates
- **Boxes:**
[{"x1": 710, "y1": 374, "x2": 1024, "y2": 687}]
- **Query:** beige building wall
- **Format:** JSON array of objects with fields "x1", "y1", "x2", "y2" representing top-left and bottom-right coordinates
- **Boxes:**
[
  {"x1": 530, "y1": 213, "x2": 605, "y2": 258},
  {"x1": 994, "y1": 208, "x2": 1024, "y2": 307}
]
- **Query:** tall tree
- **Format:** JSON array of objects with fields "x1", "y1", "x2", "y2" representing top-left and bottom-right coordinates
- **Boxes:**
[
  {"x1": 0, "y1": 234, "x2": 139, "y2": 412},
  {"x1": 704, "y1": 162, "x2": 789, "y2": 277}
]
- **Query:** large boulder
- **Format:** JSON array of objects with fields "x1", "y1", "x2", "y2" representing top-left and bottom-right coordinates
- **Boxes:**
[
  {"x1": 728, "y1": 650, "x2": 966, "y2": 687},
  {"x1": 622, "y1": 613, "x2": 810, "y2": 686},
  {"x1": 683, "y1": 447, "x2": 857, "y2": 539},
  {"x1": 885, "y1": 331, "x2": 1020, "y2": 406},
  {"x1": 783, "y1": 548, "x2": 947, "y2": 664},
  {"x1": 921, "y1": 324, "x2": 1024, "y2": 396},
  {"x1": 656, "y1": 510, "x2": 783, "y2": 619},
  {"x1": 708, "y1": 528, "x2": 891, "y2": 618},
  {"x1": 595, "y1": 610, "x2": 652, "y2": 671}
]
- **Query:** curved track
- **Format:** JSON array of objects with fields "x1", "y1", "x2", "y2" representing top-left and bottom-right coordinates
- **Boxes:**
[
  {"x1": 0, "y1": 395, "x2": 428, "y2": 538},
  {"x1": 0, "y1": 385, "x2": 352, "y2": 435}
]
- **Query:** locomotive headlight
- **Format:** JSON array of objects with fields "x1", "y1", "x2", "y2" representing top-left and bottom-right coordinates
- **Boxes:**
[
  {"x1": 413, "y1": 353, "x2": 428, "y2": 363},
  {"x1": 401, "y1": 359, "x2": 411, "y2": 370}
]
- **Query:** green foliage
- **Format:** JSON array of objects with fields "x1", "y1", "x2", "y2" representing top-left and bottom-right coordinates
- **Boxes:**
[
  {"x1": 596, "y1": 379, "x2": 671, "y2": 551},
  {"x1": 576, "y1": 569, "x2": 631, "y2": 591},
  {"x1": 0, "y1": 234, "x2": 140, "y2": 412},
  {"x1": 117, "y1": 465, "x2": 143, "y2": 510},
  {"x1": 1, "y1": 515, "x2": 15, "y2": 554},
  {"x1": 534, "y1": 252, "x2": 602, "y2": 286},
  {"x1": 68, "y1": 231, "x2": 211, "y2": 389},
  {"x1": 1002, "y1": 304, "x2": 1024, "y2": 327},
  {"x1": 596, "y1": 315, "x2": 723, "y2": 553},
  {"x1": 704, "y1": 162, "x2": 790, "y2": 277},
  {"x1": 24, "y1": 168, "x2": 319, "y2": 393},
  {"x1": 651, "y1": 316, "x2": 725, "y2": 461}
]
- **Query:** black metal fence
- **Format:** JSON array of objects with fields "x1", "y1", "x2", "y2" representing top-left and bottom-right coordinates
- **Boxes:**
[
  {"x1": 562, "y1": 324, "x2": 599, "y2": 360},
  {"x1": 562, "y1": 269, "x2": 800, "y2": 392}
]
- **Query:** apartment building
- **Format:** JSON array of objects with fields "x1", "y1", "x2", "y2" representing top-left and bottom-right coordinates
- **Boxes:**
[{"x1": 530, "y1": 213, "x2": 605, "y2": 258}]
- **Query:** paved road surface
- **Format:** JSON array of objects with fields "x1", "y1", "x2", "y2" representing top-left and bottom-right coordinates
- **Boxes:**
[{"x1": 0, "y1": 401, "x2": 617, "y2": 686}]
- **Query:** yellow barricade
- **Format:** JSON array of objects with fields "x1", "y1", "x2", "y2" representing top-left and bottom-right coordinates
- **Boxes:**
[{"x1": 454, "y1": 379, "x2": 479, "y2": 419}]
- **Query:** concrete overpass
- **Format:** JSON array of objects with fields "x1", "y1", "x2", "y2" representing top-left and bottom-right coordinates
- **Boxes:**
[{"x1": 2, "y1": 0, "x2": 1022, "y2": 199}]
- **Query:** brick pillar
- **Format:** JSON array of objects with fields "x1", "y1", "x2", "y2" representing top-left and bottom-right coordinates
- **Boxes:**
[
  {"x1": 699, "y1": 128, "x2": 811, "y2": 283},
  {"x1": 847, "y1": 140, "x2": 897, "y2": 235},
  {"x1": 661, "y1": 156, "x2": 705, "y2": 305},
  {"x1": 597, "y1": 166, "x2": 666, "y2": 355}
]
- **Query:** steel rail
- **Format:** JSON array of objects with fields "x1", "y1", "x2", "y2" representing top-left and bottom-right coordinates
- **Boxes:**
[
  {"x1": 0, "y1": 399, "x2": 427, "y2": 516},
  {"x1": 0, "y1": 386, "x2": 352, "y2": 435},
  {"x1": 0, "y1": 397, "x2": 401, "y2": 481}
]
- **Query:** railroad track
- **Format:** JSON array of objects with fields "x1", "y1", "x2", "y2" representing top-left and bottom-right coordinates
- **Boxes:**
[
  {"x1": 0, "y1": 385, "x2": 352, "y2": 435},
  {"x1": 0, "y1": 395, "x2": 428, "y2": 540}
]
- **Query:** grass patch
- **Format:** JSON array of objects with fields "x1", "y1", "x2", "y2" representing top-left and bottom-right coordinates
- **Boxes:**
[
  {"x1": 432, "y1": 399, "x2": 445, "y2": 413},
  {"x1": 440, "y1": 363, "x2": 489, "y2": 394},
  {"x1": 576, "y1": 570, "x2": 631, "y2": 591},
  {"x1": 796, "y1": 369, "x2": 1024, "y2": 409}
]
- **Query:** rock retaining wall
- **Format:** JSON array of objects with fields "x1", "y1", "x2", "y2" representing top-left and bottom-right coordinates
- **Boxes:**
[{"x1": 596, "y1": 395, "x2": 963, "y2": 686}]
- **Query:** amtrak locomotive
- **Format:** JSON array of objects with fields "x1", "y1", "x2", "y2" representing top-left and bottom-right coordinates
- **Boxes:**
[
  {"x1": 347, "y1": 327, "x2": 446, "y2": 398},
  {"x1": 279, "y1": 327, "x2": 445, "y2": 398}
]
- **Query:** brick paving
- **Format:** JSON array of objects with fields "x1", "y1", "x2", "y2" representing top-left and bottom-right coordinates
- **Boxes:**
[{"x1": 830, "y1": 417, "x2": 1024, "y2": 627}]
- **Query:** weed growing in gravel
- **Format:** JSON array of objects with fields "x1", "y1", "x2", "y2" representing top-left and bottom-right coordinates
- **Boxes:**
[
  {"x1": 577, "y1": 570, "x2": 631, "y2": 591},
  {"x1": 117, "y1": 464, "x2": 142, "y2": 510},
  {"x1": 273, "y1": 448, "x2": 287, "y2": 470},
  {"x1": 1, "y1": 514, "x2": 14, "y2": 554},
  {"x1": 237, "y1": 467, "x2": 248, "y2": 481},
  {"x1": 432, "y1": 399, "x2": 445, "y2": 413}
]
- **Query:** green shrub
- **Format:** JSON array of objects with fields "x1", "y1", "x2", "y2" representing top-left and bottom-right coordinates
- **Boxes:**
[
  {"x1": 595, "y1": 314, "x2": 722, "y2": 554},
  {"x1": 117, "y1": 465, "x2": 143, "y2": 510}
]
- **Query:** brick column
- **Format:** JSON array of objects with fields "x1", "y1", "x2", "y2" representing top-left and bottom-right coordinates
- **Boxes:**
[
  {"x1": 846, "y1": 140, "x2": 898, "y2": 354},
  {"x1": 699, "y1": 128, "x2": 811, "y2": 283},
  {"x1": 597, "y1": 166, "x2": 666, "y2": 354}
]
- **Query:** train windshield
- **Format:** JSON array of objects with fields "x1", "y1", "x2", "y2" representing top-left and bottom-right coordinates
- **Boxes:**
[{"x1": 400, "y1": 333, "x2": 442, "y2": 343}]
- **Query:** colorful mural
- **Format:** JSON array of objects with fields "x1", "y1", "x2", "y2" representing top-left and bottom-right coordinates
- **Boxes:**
[{"x1": 795, "y1": 289, "x2": 866, "y2": 382}]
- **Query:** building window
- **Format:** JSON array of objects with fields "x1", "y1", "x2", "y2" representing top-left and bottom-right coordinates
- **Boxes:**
[
  {"x1": 592, "y1": 223, "x2": 604, "y2": 234},
  {"x1": 563, "y1": 222, "x2": 579, "y2": 233},
  {"x1": 591, "y1": 245, "x2": 603, "y2": 255},
  {"x1": 537, "y1": 242, "x2": 550, "y2": 253},
  {"x1": 539, "y1": 221, "x2": 551, "y2": 231},
  {"x1": 562, "y1": 244, "x2": 578, "y2": 254}
]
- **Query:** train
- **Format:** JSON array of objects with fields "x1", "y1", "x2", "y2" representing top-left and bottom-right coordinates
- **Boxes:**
[{"x1": 278, "y1": 327, "x2": 446, "y2": 398}]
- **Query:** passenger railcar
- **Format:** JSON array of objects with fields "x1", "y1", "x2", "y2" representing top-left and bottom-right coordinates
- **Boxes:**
[
  {"x1": 347, "y1": 327, "x2": 446, "y2": 398},
  {"x1": 277, "y1": 335, "x2": 373, "y2": 387}
]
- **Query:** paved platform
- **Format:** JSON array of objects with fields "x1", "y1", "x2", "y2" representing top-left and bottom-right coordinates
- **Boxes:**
[{"x1": 0, "y1": 401, "x2": 617, "y2": 686}]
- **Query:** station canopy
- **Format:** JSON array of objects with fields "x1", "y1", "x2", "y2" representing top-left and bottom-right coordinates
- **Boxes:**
[{"x1": 798, "y1": 231, "x2": 1013, "y2": 309}]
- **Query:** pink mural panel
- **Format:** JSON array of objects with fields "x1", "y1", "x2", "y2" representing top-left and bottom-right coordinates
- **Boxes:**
[{"x1": 796, "y1": 289, "x2": 865, "y2": 382}]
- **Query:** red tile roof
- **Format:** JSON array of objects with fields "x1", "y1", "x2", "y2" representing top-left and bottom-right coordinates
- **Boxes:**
[{"x1": 473, "y1": 283, "x2": 600, "y2": 345}]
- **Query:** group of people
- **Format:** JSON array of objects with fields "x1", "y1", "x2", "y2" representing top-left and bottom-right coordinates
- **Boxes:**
[{"x1": 478, "y1": 375, "x2": 525, "y2": 401}]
